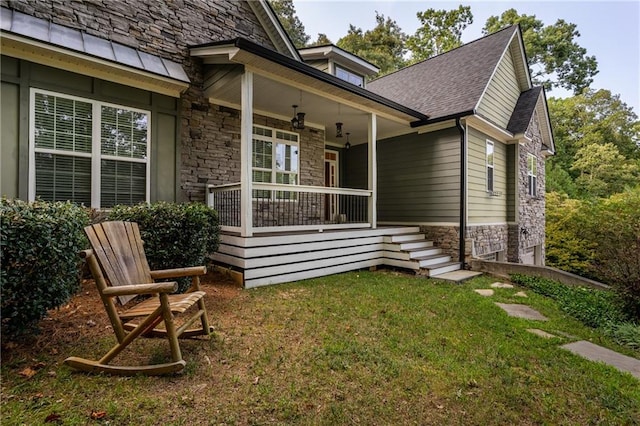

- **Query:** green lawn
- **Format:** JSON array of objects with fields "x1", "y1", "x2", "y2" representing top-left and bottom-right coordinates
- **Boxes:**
[{"x1": 2, "y1": 270, "x2": 639, "y2": 425}]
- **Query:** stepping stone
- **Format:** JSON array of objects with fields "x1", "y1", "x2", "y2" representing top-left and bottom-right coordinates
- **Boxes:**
[
  {"x1": 527, "y1": 328, "x2": 556, "y2": 339},
  {"x1": 562, "y1": 341, "x2": 640, "y2": 379},
  {"x1": 474, "y1": 289, "x2": 494, "y2": 296},
  {"x1": 495, "y1": 303, "x2": 548, "y2": 321},
  {"x1": 433, "y1": 270, "x2": 483, "y2": 283},
  {"x1": 514, "y1": 291, "x2": 528, "y2": 298},
  {"x1": 490, "y1": 282, "x2": 514, "y2": 289}
]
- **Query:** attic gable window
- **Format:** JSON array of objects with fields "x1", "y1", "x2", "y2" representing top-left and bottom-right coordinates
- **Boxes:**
[
  {"x1": 486, "y1": 140, "x2": 494, "y2": 192},
  {"x1": 528, "y1": 153, "x2": 537, "y2": 197},
  {"x1": 335, "y1": 65, "x2": 364, "y2": 87},
  {"x1": 30, "y1": 89, "x2": 150, "y2": 209}
]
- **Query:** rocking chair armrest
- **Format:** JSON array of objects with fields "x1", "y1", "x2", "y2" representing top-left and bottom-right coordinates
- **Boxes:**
[
  {"x1": 150, "y1": 266, "x2": 207, "y2": 280},
  {"x1": 102, "y1": 282, "x2": 178, "y2": 297}
]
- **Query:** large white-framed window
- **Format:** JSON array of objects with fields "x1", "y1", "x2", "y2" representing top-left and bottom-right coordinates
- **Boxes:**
[
  {"x1": 335, "y1": 65, "x2": 364, "y2": 87},
  {"x1": 527, "y1": 153, "x2": 537, "y2": 197},
  {"x1": 486, "y1": 140, "x2": 494, "y2": 192},
  {"x1": 252, "y1": 125, "x2": 299, "y2": 199},
  {"x1": 29, "y1": 89, "x2": 150, "y2": 209}
]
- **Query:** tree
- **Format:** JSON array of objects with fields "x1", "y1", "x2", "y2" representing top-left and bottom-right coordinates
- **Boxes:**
[
  {"x1": 570, "y1": 143, "x2": 639, "y2": 198},
  {"x1": 309, "y1": 33, "x2": 332, "y2": 46},
  {"x1": 269, "y1": 0, "x2": 310, "y2": 48},
  {"x1": 483, "y1": 9, "x2": 598, "y2": 94},
  {"x1": 337, "y1": 12, "x2": 407, "y2": 76},
  {"x1": 406, "y1": 5, "x2": 473, "y2": 63},
  {"x1": 548, "y1": 89, "x2": 640, "y2": 197}
]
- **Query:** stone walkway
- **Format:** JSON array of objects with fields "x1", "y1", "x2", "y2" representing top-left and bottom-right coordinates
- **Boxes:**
[{"x1": 474, "y1": 281, "x2": 640, "y2": 380}]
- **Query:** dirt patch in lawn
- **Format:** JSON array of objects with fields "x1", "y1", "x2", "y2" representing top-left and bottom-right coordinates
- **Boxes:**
[{"x1": 0, "y1": 269, "x2": 244, "y2": 363}]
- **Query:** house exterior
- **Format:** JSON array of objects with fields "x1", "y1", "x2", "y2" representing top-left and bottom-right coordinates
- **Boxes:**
[{"x1": 0, "y1": 1, "x2": 554, "y2": 287}]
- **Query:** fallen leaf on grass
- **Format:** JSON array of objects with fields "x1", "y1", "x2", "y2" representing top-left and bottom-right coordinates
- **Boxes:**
[
  {"x1": 90, "y1": 410, "x2": 107, "y2": 420},
  {"x1": 18, "y1": 361, "x2": 47, "y2": 378},
  {"x1": 45, "y1": 413, "x2": 62, "y2": 423},
  {"x1": 18, "y1": 367, "x2": 37, "y2": 378}
]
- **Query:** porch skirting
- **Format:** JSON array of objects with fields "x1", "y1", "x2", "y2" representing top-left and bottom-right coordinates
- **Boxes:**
[{"x1": 210, "y1": 226, "x2": 458, "y2": 288}]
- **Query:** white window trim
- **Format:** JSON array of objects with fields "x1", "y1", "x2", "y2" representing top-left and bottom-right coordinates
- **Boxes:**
[
  {"x1": 527, "y1": 153, "x2": 537, "y2": 197},
  {"x1": 335, "y1": 65, "x2": 364, "y2": 87},
  {"x1": 486, "y1": 140, "x2": 494, "y2": 192},
  {"x1": 252, "y1": 124, "x2": 300, "y2": 200},
  {"x1": 29, "y1": 88, "x2": 151, "y2": 209}
]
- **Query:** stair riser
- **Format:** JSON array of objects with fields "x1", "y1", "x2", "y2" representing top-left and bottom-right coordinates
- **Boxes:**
[
  {"x1": 409, "y1": 248, "x2": 442, "y2": 259},
  {"x1": 399, "y1": 241, "x2": 434, "y2": 250},
  {"x1": 388, "y1": 234, "x2": 426, "y2": 243},
  {"x1": 419, "y1": 256, "x2": 451, "y2": 267},
  {"x1": 428, "y1": 263, "x2": 462, "y2": 276}
]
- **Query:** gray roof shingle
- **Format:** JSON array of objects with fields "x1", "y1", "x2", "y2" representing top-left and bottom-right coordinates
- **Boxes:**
[
  {"x1": 507, "y1": 86, "x2": 542, "y2": 134},
  {"x1": 367, "y1": 26, "x2": 518, "y2": 121}
]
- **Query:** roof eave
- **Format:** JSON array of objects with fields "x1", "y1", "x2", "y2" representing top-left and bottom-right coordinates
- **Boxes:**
[{"x1": 191, "y1": 38, "x2": 429, "y2": 123}]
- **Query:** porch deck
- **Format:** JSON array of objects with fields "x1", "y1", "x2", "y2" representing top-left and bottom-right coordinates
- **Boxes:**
[{"x1": 211, "y1": 226, "x2": 461, "y2": 288}]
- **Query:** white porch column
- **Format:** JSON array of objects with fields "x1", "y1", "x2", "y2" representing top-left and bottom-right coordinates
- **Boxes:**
[
  {"x1": 240, "y1": 70, "x2": 253, "y2": 237},
  {"x1": 368, "y1": 113, "x2": 377, "y2": 228}
]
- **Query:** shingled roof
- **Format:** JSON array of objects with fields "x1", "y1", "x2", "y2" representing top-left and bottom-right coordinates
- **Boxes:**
[
  {"x1": 507, "y1": 86, "x2": 543, "y2": 134},
  {"x1": 367, "y1": 25, "x2": 520, "y2": 121}
]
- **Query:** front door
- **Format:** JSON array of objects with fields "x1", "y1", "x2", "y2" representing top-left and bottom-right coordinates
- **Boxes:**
[{"x1": 324, "y1": 150, "x2": 339, "y2": 221}]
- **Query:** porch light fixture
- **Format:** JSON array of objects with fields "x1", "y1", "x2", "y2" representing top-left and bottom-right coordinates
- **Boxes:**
[
  {"x1": 335, "y1": 122, "x2": 343, "y2": 138},
  {"x1": 345, "y1": 132, "x2": 351, "y2": 150},
  {"x1": 291, "y1": 105, "x2": 305, "y2": 130}
]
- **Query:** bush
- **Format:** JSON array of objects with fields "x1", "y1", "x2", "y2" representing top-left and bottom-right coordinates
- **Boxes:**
[
  {"x1": 107, "y1": 202, "x2": 220, "y2": 292},
  {"x1": 587, "y1": 188, "x2": 640, "y2": 319},
  {"x1": 1, "y1": 198, "x2": 89, "y2": 338},
  {"x1": 510, "y1": 274, "x2": 630, "y2": 328}
]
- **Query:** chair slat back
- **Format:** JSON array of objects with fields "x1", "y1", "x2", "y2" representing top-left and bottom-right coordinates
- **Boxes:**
[{"x1": 85, "y1": 221, "x2": 153, "y2": 305}]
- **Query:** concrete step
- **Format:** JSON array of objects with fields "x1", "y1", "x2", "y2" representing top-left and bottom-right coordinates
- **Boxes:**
[{"x1": 424, "y1": 261, "x2": 461, "y2": 276}]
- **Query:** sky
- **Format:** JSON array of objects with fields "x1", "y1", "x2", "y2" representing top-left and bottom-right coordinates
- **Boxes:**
[{"x1": 293, "y1": 0, "x2": 640, "y2": 113}]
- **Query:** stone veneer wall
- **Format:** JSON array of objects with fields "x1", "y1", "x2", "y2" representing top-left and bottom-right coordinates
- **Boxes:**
[
  {"x1": 3, "y1": 0, "x2": 285, "y2": 202},
  {"x1": 509, "y1": 110, "x2": 546, "y2": 263},
  {"x1": 466, "y1": 224, "x2": 509, "y2": 259},
  {"x1": 420, "y1": 225, "x2": 473, "y2": 264}
]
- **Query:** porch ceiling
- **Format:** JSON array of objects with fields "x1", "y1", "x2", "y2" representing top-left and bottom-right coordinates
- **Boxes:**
[{"x1": 191, "y1": 42, "x2": 423, "y2": 145}]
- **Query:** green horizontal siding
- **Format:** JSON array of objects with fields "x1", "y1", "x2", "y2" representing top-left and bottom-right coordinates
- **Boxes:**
[
  {"x1": 467, "y1": 127, "x2": 507, "y2": 224},
  {"x1": 476, "y1": 49, "x2": 521, "y2": 128},
  {"x1": 377, "y1": 128, "x2": 460, "y2": 223}
]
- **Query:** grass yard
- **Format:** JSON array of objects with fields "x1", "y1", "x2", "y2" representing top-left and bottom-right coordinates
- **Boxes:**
[{"x1": 1, "y1": 270, "x2": 639, "y2": 425}]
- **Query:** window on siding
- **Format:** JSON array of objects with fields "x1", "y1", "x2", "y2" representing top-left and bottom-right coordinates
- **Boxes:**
[
  {"x1": 486, "y1": 140, "x2": 494, "y2": 192},
  {"x1": 31, "y1": 89, "x2": 150, "y2": 208},
  {"x1": 335, "y1": 65, "x2": 364, "y2": 87},
  {"x1": 252, "y1": 125, "x2": 299, "y2": 200},
  {"x1": 528, "y1": 153, "x2": 537, "y2": 197}
]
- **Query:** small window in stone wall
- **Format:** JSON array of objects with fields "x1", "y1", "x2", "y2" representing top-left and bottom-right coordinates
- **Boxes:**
[{"x1": 527, "y1": 153, "x2": 537, "y2": 197}]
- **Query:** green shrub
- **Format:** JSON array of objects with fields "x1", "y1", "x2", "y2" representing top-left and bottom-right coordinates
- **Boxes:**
[
  {"x1": 510, "y1": 274, "x2": 630, "y2": 328},
  {"x1": 1, "y1": 198, "x2": 89, "y2": 338},
  {"x1": 107, "y1": 202, "x2": 220, "y2": 292},
  {"x1": 603, "y1": 322, "x2": 640, "y2": 350}
]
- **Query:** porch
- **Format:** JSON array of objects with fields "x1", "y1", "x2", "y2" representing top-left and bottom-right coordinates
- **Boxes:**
[{"x1": 211, "y1": 227, "x2": 461, "y2": 288}]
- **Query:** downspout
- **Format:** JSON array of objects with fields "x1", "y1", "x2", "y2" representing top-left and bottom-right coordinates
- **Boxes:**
[{"x1": 456, "y1": 118, "x2": 466, "y2": 265}]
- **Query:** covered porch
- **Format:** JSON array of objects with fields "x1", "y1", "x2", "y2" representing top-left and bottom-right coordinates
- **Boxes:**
[{"x1": 190, "y1": 38, "x2": 428, "y2": 237}]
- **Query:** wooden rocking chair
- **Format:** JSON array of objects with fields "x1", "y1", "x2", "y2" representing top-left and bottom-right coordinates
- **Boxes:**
[{"x1": 64, "y1": 221, "x2": 213, "y2": 376}]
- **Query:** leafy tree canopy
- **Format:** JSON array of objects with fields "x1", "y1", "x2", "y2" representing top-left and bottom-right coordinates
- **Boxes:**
[
  {"x1": 309, "y1": 33, "x2": 332, "y2": 47},
  {"x1": 406, "y1": 5, "x2": 473, "y2": 63},
  {"x1": 483, "y1": 9, "x2": 598, "y2": 94},
  {"x1": 548, "y1": 89, "x2": 640, "y2": 198},
  {"x1": 336, "y1": 12, "x2": 407, "y2": 76},
  {"x1": 269, "y1": 0, "x2": 310, "y2": 48}
]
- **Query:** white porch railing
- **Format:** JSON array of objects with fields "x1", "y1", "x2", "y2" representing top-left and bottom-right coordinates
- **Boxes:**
[{"x1": 207, "y1": 183, "x2": 372, "y2": 234}]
